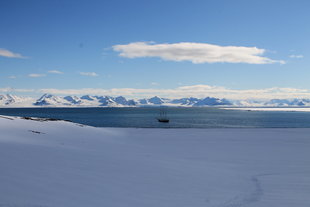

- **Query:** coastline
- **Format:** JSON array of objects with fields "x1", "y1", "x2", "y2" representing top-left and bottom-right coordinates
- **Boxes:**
[{"x1": 224, "y1": 107, "x2": 310, "y2": 112}]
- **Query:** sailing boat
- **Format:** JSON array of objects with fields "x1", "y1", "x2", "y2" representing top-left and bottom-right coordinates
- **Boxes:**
[{"x1": 157, "y1": 108, "x2": 169, "y2": 123}]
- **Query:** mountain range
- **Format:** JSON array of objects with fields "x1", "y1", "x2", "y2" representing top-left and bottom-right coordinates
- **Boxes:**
[{"x1": 1, "y1": 94, "x2": 310, "y2": 107}]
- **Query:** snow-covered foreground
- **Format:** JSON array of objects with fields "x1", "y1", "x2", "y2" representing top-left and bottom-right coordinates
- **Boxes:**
[{"x1": 0, "y1": 116, "x2": 310, "y2": 207}]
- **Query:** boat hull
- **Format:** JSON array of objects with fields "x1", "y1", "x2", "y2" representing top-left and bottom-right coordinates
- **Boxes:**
[{"x1": 157, "y1": 119, "x2": 169, "y2": 123}]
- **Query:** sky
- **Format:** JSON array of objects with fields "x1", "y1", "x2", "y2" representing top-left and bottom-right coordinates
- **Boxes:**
[{"x1": 1, "y1": 0, "x2": 310, "y2": 99}]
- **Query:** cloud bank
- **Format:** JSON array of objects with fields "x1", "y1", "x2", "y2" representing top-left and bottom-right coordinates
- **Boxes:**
[
  {"x1": 2, "y1": 84, "x2": 310, "y2": 99},
  {"x1": 0, "y1": 48, "x2": 25, "y2": 58},
  {"x1": 0, "y1": 87, "x2": 34, "y2": 93},
  {"x1": 113, "y1": 42, "x2": 284, "y2": 64},
  {"x1": 35, "y1": 85, "x2": 310, "y2": 100}
]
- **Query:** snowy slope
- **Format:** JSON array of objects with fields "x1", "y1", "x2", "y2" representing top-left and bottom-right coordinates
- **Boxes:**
[{"x1": 0, "y1": 115, "x2": 310, "y2": 207}]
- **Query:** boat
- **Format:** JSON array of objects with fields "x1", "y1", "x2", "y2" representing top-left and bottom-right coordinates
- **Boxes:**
[{"x1": 157, "y1": 108, "x2": 170, "y2": 123}]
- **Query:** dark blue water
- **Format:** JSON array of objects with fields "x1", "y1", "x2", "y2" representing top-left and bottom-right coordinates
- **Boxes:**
[
  {"x1": 0, "y1": 107, "x2": 310, "y2": 128},
  {"x1": 1, "y1": 107, "x2": 310, "y2": 128}
]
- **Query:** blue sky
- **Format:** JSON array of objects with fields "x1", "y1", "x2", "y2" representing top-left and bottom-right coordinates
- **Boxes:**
[{"x1": 1, "y1": 0, "x2": 310, "y2": 99}]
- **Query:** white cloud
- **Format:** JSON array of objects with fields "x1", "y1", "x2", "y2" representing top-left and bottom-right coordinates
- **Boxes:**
[
  {"x1": 151, "y1": 82, "x2": 159, "y2": 86},
  {"x1": 28, "y1": 73, "x2": 46, "y2": 78},
  {"x1": 79, "y1": 72, "x2": 99, "y2": 77},
  {"x1": 113, "y1": 42, "x2": 285, "y2": 64},
  {"x1": 8, "y1": 75, "x2": 16, "y2": 79},
  {"x1": 289, "y1": 54, "x2": 304, "y2": 59},
  {"x1": 48, "y1": 70, "x2": 64, "y2": 74},
  {"x1": 3, "y1": 85, "x2": 310, "y2": 100},
  {"x1": 0, "y1": 87, "x2": 14, "y2": 93},
  {"x1": 0, "y1": 87, "x2": 34, "y2": 93},
  {"x1": 0, "y1": 48, "x2": 26, "y2": 58},
  {"x1": 37, "y1": 85, "x2": 310, "y2": 100}
]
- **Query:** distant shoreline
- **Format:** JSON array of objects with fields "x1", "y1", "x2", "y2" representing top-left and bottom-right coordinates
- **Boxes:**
[
  {"x1": 224, "y1": 107, "x2": 310, "y2": 112},
  {"x1": 1, "y1": 106, "x2": 310, "y2": 109}
]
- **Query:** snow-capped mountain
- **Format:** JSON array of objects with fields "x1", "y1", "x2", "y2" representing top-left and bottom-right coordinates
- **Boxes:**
[
  {"x1": 170, "y1": 97, "x2": 199, "y2": 106},
  {"x1": 32, "y1": 94, "x2": 138, "y2": 107},
  {"x1": 96, "y1": 96, "x2": 116, "y2": 106},
  {"x1": 2, "y1": 93, "x2": 310, "y2": 107},
  {"x1": 231, "y1": 99, "x2": 310, "y2": 107},
  {"x1": 148, "y1": 96, "x2": 165, "y2": 105},
  {"x1": 80, "y1": 95, "x2": 96, "y2": 101},
  {"x1": 138, "y1": 96, "x2": 166, "y2": 105},
  {"x1": 64, "y1": 96, "x2": 82, "y2": 104},
  {"x1": 264, "y1": 99, "x2": 310, "y2": 106},
  {"x1": 0, "y1": 94, "x2": 35, "y2": 107},
  {"x1": 193, "y1": 97, "x2": 232, "y2": 106},
  {"x1": 34, "y1": 94, "x2": 71, "y2": 106},
  {"x1": 0, "y1": 94, "x2": 17, "y2": 105},
  {"x1": 114, "y1": 96, "x2": 137, "y2": 106}
]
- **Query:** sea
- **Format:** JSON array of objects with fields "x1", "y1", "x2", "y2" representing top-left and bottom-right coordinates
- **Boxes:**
[{"x1": 1, "y1": 107, "x2": 310, "y2": 128}]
